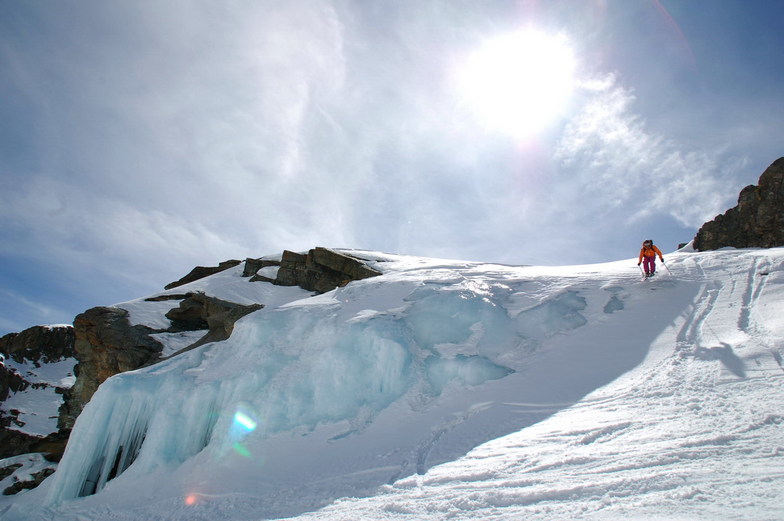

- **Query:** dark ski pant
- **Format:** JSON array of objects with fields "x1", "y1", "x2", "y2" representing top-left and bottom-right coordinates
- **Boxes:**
[{"x1": 642, "y1": 256, "x2": 656, "y2": 274}]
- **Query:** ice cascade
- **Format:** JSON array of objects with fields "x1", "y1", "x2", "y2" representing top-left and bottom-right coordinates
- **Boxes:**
[{"x1": 44, "y1": 264, "x2": 590, "y2": 505}]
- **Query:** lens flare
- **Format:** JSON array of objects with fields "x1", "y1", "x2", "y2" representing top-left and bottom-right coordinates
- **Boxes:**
[
  {"x1": 233, "y1": 411, "x2": 258, "y2": 432},
  {"x1": 229, "y1": 405, "x2": 260, "y2": 458},
  {"x1": 232, "y1": 442, "x2": 253, "y2": 458}
]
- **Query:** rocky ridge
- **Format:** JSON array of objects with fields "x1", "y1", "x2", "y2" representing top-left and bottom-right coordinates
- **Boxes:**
[
  {"x1": 0, "y1": 326, "x2": 75, "y2": 493},
  {"x1": 60, "y1": 247, "x2": 380, "y2": 429},
  {"x1": 164, "y1": 260, "x2": 242, "y2": 290},
  {"x1": 694, "y1": 157, "x2": 784, "y2": 250},
  {"x1": 1, "y1": 248, "x2": 381, "y2": 493}
]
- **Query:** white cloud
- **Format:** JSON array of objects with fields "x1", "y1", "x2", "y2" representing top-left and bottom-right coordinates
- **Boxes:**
[
  {"x1": 1, "y1": 1, "x2": 358, "y2": 268},
  {"x1": 554, "y1": 75, "x2": 748, "y2": 228},
  {"x1": 1, "y1": 0, "x2": 779, "y2": 333}
]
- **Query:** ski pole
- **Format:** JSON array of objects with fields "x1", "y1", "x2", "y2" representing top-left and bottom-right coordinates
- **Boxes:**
[{"x1": 662, "y1": 259, "x2": 673, "y2": 276}]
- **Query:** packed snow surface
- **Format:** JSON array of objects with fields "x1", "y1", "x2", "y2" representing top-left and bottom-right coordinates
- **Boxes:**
[{"x1": 1, "y1": 247, "x2": 783, "y2": 520}]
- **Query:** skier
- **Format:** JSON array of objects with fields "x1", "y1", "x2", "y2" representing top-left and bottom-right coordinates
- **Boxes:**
[{"x1": 638, "y1": 239, "x2": 664, "y2": 278}]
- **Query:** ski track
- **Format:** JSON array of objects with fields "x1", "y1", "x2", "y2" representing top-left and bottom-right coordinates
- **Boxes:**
[{"x1": 288, "y1": 250, "x2": 784, "y2": 521}]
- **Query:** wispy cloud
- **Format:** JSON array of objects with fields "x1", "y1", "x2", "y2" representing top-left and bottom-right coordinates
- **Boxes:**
[
  {"x1": 554, "y1": 75, "x2": 748, "y2": 228},
  {"x1": 1, "y1": 1, "x2": 781, "y2": 332},
  {"x1": 0, "y1": 287, "x2": 69, "y2": 333},
  {"x1": 0, "y1": 288, "x2": 56, "y2": 317}
]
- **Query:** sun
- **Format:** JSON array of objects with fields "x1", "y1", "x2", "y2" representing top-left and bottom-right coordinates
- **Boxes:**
[{"x1": 456, "y1": 30, "x2": 577, "y2": 138}]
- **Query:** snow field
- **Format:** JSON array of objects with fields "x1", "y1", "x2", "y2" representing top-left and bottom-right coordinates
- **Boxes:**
[
  {"x1": 1, "y1": 248, "x2": 782, "y2": 520},
  {"x1": 289, "y1": 249, "x2": 784, "y2": 520}
]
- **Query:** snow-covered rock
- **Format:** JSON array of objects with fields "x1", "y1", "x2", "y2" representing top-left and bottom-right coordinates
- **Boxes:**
[
  {"x1": 0, "y1": 325, "x2": 75, "y2": 495},
  {"x1": 0, "y1": 325, "x2": 75, "y2": 455}
]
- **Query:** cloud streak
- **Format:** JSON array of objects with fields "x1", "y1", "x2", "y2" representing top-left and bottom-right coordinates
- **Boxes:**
[{"x1": 554, "y1": 75, "x2": 748, "y2": 228}]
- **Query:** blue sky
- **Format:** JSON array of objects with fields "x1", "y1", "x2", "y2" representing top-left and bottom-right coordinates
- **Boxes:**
[{"x1": 1, "y1": 0, "x2": 783, "y2": 335}]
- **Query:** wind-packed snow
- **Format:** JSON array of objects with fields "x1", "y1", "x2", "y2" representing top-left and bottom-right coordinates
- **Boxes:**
[{"x1": 1, "y1": 247, "x2": 782, "y2": 520}]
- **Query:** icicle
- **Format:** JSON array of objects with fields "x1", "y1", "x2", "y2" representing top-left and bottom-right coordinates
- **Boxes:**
[{"x1": 46, "y1": 372, "x2": 159, "y2": 503}]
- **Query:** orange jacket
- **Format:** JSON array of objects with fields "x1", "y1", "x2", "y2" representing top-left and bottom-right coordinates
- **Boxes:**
[{"x1": 639, "y1": 244, "x2": 663, "y2": 262}]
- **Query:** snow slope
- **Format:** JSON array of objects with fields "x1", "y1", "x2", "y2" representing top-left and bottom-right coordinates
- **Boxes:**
[{"x1": 1, "y1": 247, "x2": 782, "y2": 520}]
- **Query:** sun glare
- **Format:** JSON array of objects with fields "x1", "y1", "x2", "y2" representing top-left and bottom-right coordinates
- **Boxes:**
[{"x1": 457, "y1": 30, "x2": 577, "y2": 138}]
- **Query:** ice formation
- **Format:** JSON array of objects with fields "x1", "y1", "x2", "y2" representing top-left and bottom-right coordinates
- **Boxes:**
[{"x1": 41, "y1": 253, "x2": 597, "y2": 506}]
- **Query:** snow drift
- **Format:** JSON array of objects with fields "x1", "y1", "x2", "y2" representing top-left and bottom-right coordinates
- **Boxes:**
[{"x1": 1, "y1": 247, "x2": 783, "y2": 521}]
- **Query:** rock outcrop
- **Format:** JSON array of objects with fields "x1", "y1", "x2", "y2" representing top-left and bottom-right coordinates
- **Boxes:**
[
  {"x1": 60, "y1": 292, "x2": 267, "y2": 427},
  {"x1": 694, "y1": 157, "x2": 784, "y2": 250},
  {"x1": 0, "y1": 363, "x2": 26, "y2": 403},
  {"x1": 1, "y1": 326, "x2": 75, "y2": 465},
  {"x1": 164, "y1": 259, "x2": 242, "y2": 290},
  {"x1": 0, "y1": 325, "x2": 75, "y2": 366},
  {"x1": 163, "y1": 292, "x2": 263, "y2": 356},
  {"x1": 54, "y1": 248, "x2": 381, "y2": 446},
  {"x1": 2, "y1": 466, "x2": 56, "y2": 495},
  {"x1": 244, "y1": 247, "x2": 382, "y2": 293},
  {"x1": 243, "y1": 258, "x2": 280, "y2": 278},
  {"x1": 59, "y1": 308, "x2": 163, "y2": 430}
]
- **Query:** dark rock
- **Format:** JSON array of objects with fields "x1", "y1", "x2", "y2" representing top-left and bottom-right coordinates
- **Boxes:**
[
  {"x1": 3, "y1": 466, "x2": 56, "y2": 495},
  {"x1": 60, "y1": 307, "x2": 164, "y2": 430},
  {"x1": 249, "y1": 272, "x2": 277, "y2": 283},
  {"x1": 166, "y1": 295, "x2": 210, "y2": 331},
  {"x1": 0, "y1": 325, "x2": 75, "y2": 365},
  {"x1": 243, "y1": 258, "x2": 264, "y2": 277},
  {"x1": 1, "y1": 326, "x2": 76, "y2": 463},
  {"x1": 272, "y1": 247, "x2": 382, "y2": 293},
  {"x1": 144, "y1": 293, "x2": 189, "y2": 302},
  {"x1": 0, "y1": 420, "x2": 69, "y2": 461},
  {"x1": 0, "y1": 416, "x2": 29, "y2": 459},
  {"x1": 164, "y1": 260, "x2": 242, "y2": 290},
  {"x1": 274, "y1": 250, "x2": 309, "y2": 287},
  {"x1": 311, "y1": 247, "x2": 381, "y2": 280},
  {"x1": 0, "y1": 463, "x2": 22, "y2": 482},
  {"x1": 694, "y1": 158, "x2": 784, "y2": 250},
  {"x1": 163, "y1": 292, "x2": 263, "y2": 356},
  {"x1": 0, "y1": 362, "x2": 26, "y2": 402},
  {"x1": 242, "y1": 258, "x2": 281, "y2": 278}
]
